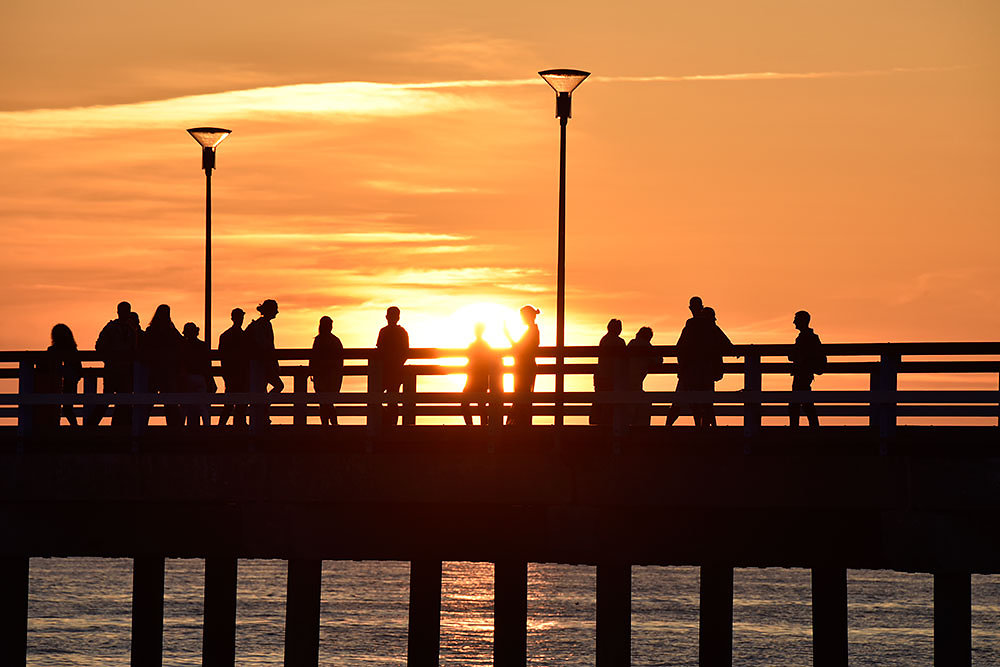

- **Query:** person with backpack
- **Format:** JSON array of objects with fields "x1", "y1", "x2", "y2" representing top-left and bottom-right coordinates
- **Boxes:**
[{"x1": 789, "y1": 310, "x2": 825, "y2": 427}]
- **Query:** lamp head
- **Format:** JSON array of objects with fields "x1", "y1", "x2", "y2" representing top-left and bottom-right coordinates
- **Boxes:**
[
  {"x1": 187, "y1": 127, "x2": 231, "y2": 171},
  {"x1": 539, "y1": 69, "x2": 589, "y2": 120}
]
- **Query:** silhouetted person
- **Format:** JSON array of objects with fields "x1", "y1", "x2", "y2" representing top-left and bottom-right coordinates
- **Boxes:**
[
  {"x1": 246, "y1": 299, "x2": 283, "y2": 428},
  {"x1": 87, "y1": 301, "x2": 137, "y2": 427},
  {"x1": 376, "y1": 306, "x2": 409, "y2": 426},
  {"x1": 665, "y1": 302, "x2": 733, "y2": 427},
  {"x1": 789, "y1": 310, "x2": 824, "y2": 427},
  {"x1": 36, "y1": 323, "x2": 82, "y2": 427},
  {"x1": 505, "y1": 305, "x2": 540, "y2": 426},
  {"x1": 591, "y1": 318, "x2": 626, "y2": 426},
  {"x1": 180, "y1": 322, "x2": 215, "y2": 427},
  {"x1": 218, "y1": 308, "x2": 249, "y2": 428},
  {"x1": 626, "y1": 326, "x2": 661, "y2": 427},
  {"x1": 142, "y1": 304, "x2": 183, "y2": 427},
  {"x1": 462, "y1": 322, "x2": 501, "y2": 426},
  {"x1": 310, "y1": 315, "x2": 344, "y2": 426}
]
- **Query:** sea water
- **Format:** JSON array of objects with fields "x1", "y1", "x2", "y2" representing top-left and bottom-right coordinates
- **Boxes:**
[{"x1": 27, "y1": 559, "x2": 1000, "y2": 665}]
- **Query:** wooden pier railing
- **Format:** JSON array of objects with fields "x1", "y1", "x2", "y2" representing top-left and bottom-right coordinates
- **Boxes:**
[{"x1": 1, "y1": 342, "x2": 999, "y2": 667}]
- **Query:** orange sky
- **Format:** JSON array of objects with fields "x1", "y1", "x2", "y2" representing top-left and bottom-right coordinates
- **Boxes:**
[{"x1": 1, "y1": 1, "x2": 998, "y2": 351}]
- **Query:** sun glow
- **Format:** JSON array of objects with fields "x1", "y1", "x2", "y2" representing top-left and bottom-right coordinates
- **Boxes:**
[{"x1": 442, "y1": 302, "x2": 524, "y2": 350}]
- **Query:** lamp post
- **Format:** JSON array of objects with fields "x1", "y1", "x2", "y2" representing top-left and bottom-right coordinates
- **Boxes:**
[
  {"x1": 186, "y1": 127, "x2": 231, "y2": 348},
  {"x1": 538, "y1": 69, "x2": 589, "y2": 427}
]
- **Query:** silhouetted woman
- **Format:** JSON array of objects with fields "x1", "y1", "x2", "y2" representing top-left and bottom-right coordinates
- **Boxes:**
[
  {"x1": 309, "y1": 315, "x2": 344, "y2": 426},
  {"x1": 37, "y1": 323, "x2": 82, "y2": 427},
  {"x1": 462, "y1": 322, "x2": 500, "y2": 426},
  {"x1": 142, "y1": 304, "x2": 184, "y2": 426},
  {"x1": 505, "y1": 305, "x2": 540, "y2": 426},
  {"x1": 246, "y1": 299, "x2": 283, "y2": 427},
  {"x1": 180, "y1": 322, "x2": 215, "y2": 427}
]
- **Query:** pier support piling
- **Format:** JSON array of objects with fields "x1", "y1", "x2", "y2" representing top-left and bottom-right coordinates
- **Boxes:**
[
  {"x1": 596, "y1": 562, "x2": 631, "y2": 667},
  {"x1": 699, "y1": 565, "x2": 733, "y2": 667},
  {"x1": 284, "y1": 559, "x2": 322, "y2": 667},
  {"x1": 131, "y1": 556, "x2": 165, "y2": 667},
  {"x1": 0, "y1": 557, "x2": 28, "y2": 667},
  {"x1": 811, "y1": 567, "x2": 848, "y2": 667},
  {"x1": 934, "y1": 572, "x2": 971, "y2": 667},
  {"x1": 202, "y1": 557, "x2": 238, "y2": 667},
  {"x1": 494, "y1": 560, "x2": 528, "y2": 667},
  {"x1": 407, "y1": 559, "x2": 442, "y2": 666}
]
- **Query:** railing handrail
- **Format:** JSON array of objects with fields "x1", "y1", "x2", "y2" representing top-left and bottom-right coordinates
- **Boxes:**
[{"x1": 2, "y1": 340, "x2": 1000, "y2": 364}]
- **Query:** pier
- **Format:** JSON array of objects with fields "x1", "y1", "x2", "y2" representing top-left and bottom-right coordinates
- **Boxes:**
[{"x1": 2, "y1": 342, "x2": 999, "y2": 665}]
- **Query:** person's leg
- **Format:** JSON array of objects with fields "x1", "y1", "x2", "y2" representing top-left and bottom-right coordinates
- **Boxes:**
[
  {"x1": 793, "y1": 375, "x2": 818, "y2": 427},
  {"x1": 665, "y1": 378, "x2": 687, "y2": 426}
]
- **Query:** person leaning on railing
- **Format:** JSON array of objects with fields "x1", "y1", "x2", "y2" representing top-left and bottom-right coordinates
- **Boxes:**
[{"x1": 35, "y1": 323, "x2": 82, "y2": 428}]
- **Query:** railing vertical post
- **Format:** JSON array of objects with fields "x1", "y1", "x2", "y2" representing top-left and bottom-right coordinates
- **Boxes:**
[
  {"x1": 494, "y1": 560, "x2": 527, "y2": 667},
  {"x1": 367, "y1": 356, "x2": 382, "y2": 441},
  {"x1": 934, "y1": 572, "x2": 971, "y2": 667},
  {"x1": 131, "y1": 556, "x2": 165, "y2": 667},
  {"x1": 811, "y1": 567, "x2": 847, "y2": 667},
  {"x1": 203, "y1": 556, "x2": 238, "y2": 667},
  {"x1": 17, "y1": 359, "x2": 34, "y2": 441},
  {"x1": 294, "y1": 369, "x2": 308, "y2": 427},
  {"x1": 284, "y1": 559, "x2": 322, "y2": 667},
  {"x1": 0, "y1": 556, "x2": 28, "y2": 667},
  {"x1": 407, "y1": 560, "x2": 442, "y2": 666},
  {"x1": 596, "y1": 562, "x2": 631, "y2": 667},
  {"x1": 132, "y1": 360, "x2": 149, "y2": 439},
  {"x1": 699, "y1": 565, "x2": 733, "y2": 667},
  {"x1": 402, "y1": 369, "x2": 416, "y2": 426},
  {"x1": 742, "y1": 349, "x2": 762, "y2": 441},
  {"x1": 878, "y1": 350, "x2": 899, "y2": 447}
]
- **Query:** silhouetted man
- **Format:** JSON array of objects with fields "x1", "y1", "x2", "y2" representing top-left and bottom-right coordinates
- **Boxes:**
[
  {"x1": 247, "y1": 299, "x2": 283, "y2": 428},
  {"x1": 789, "y1": 310, "x2": 824, "y2": 427},
  {"x1": 625, "y1": 326, "x2": 661, "y2": 427},
  {"x1": 88, "y1": 301, "x2": 137, "y2": 427},
  {"x1": 310, "y1": 315, "x2": 344, "y2": 426},
  {"x1": 665, "y1": 301, "x2": 732, "y2": 427},
  {"x1": 376, "y1": 306, "x2": 409, "y2": 425},
  {"x1": 591, "y1": 318, "x2": 626, "y2": 425},
  {"x1": 218, "y1": 308, "x2": 249, "y2": 427}
]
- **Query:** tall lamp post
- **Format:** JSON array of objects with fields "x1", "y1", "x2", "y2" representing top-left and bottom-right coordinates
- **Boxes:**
[
  {"x1": 186, "y1": 127, "x2": 231, "y2": 348},
  {"x1": 539, "y1": 69, "x2": 589, "y2": 427}
]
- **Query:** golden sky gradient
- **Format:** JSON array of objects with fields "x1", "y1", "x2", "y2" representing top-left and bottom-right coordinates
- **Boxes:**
[{"x1": 1, "y1": 1, "x2": 998, "y2": 351}]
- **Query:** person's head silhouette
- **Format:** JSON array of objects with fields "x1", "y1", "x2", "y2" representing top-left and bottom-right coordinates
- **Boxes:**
[
  {"x1": 637, "y1": 326, "x2": 653, "y2": 343},
  {"x1": 117, "y1": 301, "x2": 132, "y2": 321},
  {"x1": 703, "y1": 307, "x2": 717, "y2": 322},
  {"x1": 794, "y1": 310, "x2": 811, "y2": 331},
  {"x1": 386, "y1": 306, "x2": 400, "y2": 325},
  {"x1": 520, "y1": 305, "x2": 540, "y2": 325},
  {"x1": 150, "y1": 304, "x2": 172, "y2": 327},
  {"x1": 257, "y1": 299, "x2": 279, "y2": 320},
  {"x1": 183, "y1": 322, "x2": 200, "y2": 339},
  {"x1": 319, "y1": 315, "x2": 333, "y2": 335},
  {"x1": 689, "y1": 296, "x2": 703, "y2": 317},
  {"x1": 51, "y1": 323, "x2": 77, "y2": 349},
  {"x1": 231, "y1": 308, "x2": 245, "y2": 327},
  {"x1": 128, "y1": 312, "x2": 140, "y2": 331},
  {"x1": 607, "y1": 318, "x2": 623, "y2": 336}
]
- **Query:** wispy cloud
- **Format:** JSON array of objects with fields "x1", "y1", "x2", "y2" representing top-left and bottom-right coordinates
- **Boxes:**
[{"x1": 0, "y1": 65, "x2": 962, "y2": 141}]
